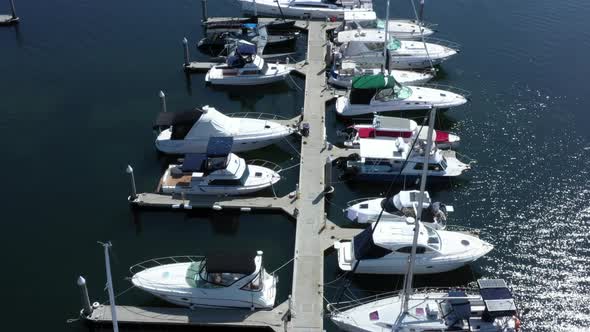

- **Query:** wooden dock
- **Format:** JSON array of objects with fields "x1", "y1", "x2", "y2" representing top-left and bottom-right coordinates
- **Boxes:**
[
  {"x1": 86, "y1": 19, "x2": 361, "y2": 332},
  {"x1": 88, "y1": 301, "x2": 290, "y2": 332}
]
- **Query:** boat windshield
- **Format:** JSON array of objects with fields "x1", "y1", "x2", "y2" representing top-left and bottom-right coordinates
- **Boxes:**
[
  {"x1": 357, "y1": 19, "x2": 380, "y2": 29},
  {"x1": 426, "y1": 226, "x2": 441, "y2": 251},
  {"x1": 240, "y1": 271, "x2": 263, "y2": 292},
  {"x1": 374, "y1": 85, "x2": 412, "y2": 101},
  {"x1": 198, "y1": 264, "x2": 247, "y2": 287},
  {"x1": 207, "y1": 156, "x2": 229, "y2": 171},
  {"x1": 387, "y1": 38, "x2": 401, "y2": 51},
  {"x1": 239, "y1": 165, "x2": 250, "y2": 185}
]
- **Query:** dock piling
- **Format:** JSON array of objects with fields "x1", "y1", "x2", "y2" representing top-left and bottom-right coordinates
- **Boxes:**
[
  {"x1": 324, "y1": 156, "x2": 334, "y2": 193},
  {"x1": 419, "y1": 0, "x2": 425, "y2": 22},
  {"x1": 158, "y1": 90, "x2": 167, "y2": 113},
  {"x1": 77, "y1": 276, "x2": 93, "y2": 317},
  {"x1": 9, "y1": 0, "x2": 16, "y2": 19},
  {"x1": 126, "y1": 165, "x2": 137, "y2": 200},
  {"x1": 201, "y1": 0, "x2": 208, "y2": 22},
  {"x1": 182, "y1": 38, "x2": 190, "y2": 68},
  {"x1": 100, "y1": 242, "x2": 119, "y2": 332}
]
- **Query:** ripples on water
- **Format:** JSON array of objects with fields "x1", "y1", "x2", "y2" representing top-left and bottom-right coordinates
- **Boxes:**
[{"x1": 458, "y1": 85, "x2": 590, "y2": 331}]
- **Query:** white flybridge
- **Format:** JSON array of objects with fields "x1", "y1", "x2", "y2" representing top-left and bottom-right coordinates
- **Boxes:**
[
  {"x1": 328, "y1": 60, "x2": 434, "y2": 88},
  {"x1": 239, "y1": 0, "x2": 374, "y2": 19},
  {"x1": 205, "y1": 42, "x2": 292, "y2": 85},
  {"x1": 343, "y1": 115, "x2": 460, "y2": 149},
  {"x1": 131, "y1": 251, "x2": 277, "y2": 309},
  {"x1": 344, "y1": 190, "x2": 452, "y2": 230},
  {"x1": 335, "y1": 74, "x2": 467, "y2": 116},
  {"x1": 154, "y1": 106, "x2": 295, "y2": 154},
  {"x1": 333, "y1": 11, "x2": 435, "y2": 40},
  {"x1": 335, "y1": 36, "x2": 458, "y2": 69},
  {"x1": 329, "y1": 109, "x2": 520, "y2": 332},
  {"x1": 345, "y1": 137, "x2": 470, "y2": 180},
  {"x1": 158, "y1": 137, "x2": 281, "y2": 196}
]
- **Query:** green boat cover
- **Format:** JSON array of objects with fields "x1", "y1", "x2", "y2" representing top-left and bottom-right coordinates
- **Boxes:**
[{"x1": 351, "y1": 74, "x2": 400, "y2": 89}]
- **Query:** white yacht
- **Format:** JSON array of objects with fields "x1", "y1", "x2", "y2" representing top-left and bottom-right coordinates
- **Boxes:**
[
  {"x1": 334, "y1": 11, "x2": 435, "y2": 40},
  {"x1": 334, "y1": 219, "x2": 493, "y2": 274},
  {"x1": 205, "y1": 43, "x2": 292, "y2": 85},
  {"x1": 335, "y1": 75, "x2": 467, "y2": 116},
  {"x1": 336, "y1": 37, "x2": 458, "y2": 69},
  {"x1": 329, "y1": 279, "x2": 521, "y2": 332},
  {"x1": 159, "y1": 137, "x2": 281, "y2": 196},
  {"x1": 344, "y1": 190, "x2": 452, "y2": 230},
  {"x1": 154, "y1": 105, "x2": 295, "y2": 154},
  {"x1": 328, "y1": 60, "x2": 434, "y2": 88},
  {"x1": 346, "y1": 138, "x2": 470, "y2": 180},
  {"x1": 343, "y1": 115, "x2": 460, "y2": 149},
  {"x1": 131, "y1": 251, "x2": 277, "y2": 309},
  {"x1": 239, "y1": 0, "x2": 374, "y2": 19}
]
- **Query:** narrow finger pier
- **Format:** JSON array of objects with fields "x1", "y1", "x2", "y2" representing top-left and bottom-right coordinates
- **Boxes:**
[{"x1": 78, "y1": 21, "x2": 360, "y2": 332}]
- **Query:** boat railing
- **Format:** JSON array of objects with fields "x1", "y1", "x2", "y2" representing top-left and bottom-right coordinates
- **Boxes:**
[
  {"x1": 227, "y1": 112, "x2": 288, "y2": 121},
  {"x1": 129, "y1": 255, "x2": 205, "y2": 275},
  {"x1": 345, "y1": 197, "x2": 381, "y2": 208},
  {"x1": 422, "y1": 37, "x2": 461, "y2": 51},
  {"x1": 415, "y1": 83, "x2": 472, "y2": 99},
  {"x1": 246, "y1": 159, "x2": 283, "y2": 173},
  {"x1": 326, "y1": 285, "x2": 477, "y2": 314}
]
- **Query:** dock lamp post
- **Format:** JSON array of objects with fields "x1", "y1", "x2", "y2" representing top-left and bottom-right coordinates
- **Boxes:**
[{"x1": 126, "y1": 165, "x2": 137, "y2": 200}]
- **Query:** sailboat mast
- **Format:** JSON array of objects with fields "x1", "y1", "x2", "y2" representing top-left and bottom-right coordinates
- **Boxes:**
[
  {"x1": 382, "y1": 0, "x2": 390, "y2": 73},
  {"x1": 402, "y1": 107, "x2": 437, "y2": 312}
]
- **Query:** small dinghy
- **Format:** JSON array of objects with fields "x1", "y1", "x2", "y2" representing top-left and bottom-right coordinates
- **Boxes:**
[
  {"x1": 335, "y1": 74, "x2": 467, "y2": 116},
  {"x1": 333, "y1": 219, "x2": 493, "y2": 274},
  {"x1": 131, "y1": 250, "x2": 277, "y2": 309},
  {"x1": 344, "y1": 190, "x2": 452, "y2": 229},
  {"x1": 345, "y1": 138, "x2": 470, "y2": 180},
  {"x1": 239, "y1": 0, "x2": 374, "y2": 19},
  {"x1": 343, "y1": 115, "x2": 460, "y2": 149},
  {"x1": 333, "y1": 11, "x2": 435, "y2": 40},
  {"x1": 328, "y1": 60, "x2": 434, "y2": 88},
  {"x1": 205, "y1": 43, "x2": 292, "y2": 86},
  {"x1": 336, "y1": 37, "x2": 458, "y2": 69},
  {"x1": 154, "y1": 105, "x2": 295, "y2": 154},
  {"x1": 159, "y1": 137, "x2": 281, "y2": 196}
]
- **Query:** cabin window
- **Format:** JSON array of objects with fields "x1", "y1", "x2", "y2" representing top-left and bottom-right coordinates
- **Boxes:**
[
  {"x1": 208, "y1": 178, "x2": 242, "y2": 186},
  {"x1": 396, "y1": 246, "x2": 427, "y2": 254},
  {"x1": 199, "y1": 265, "x2": 247, "y2": 287},
  {"x1": 413, "y1": 163, "x2": 443, "y2": 171}
]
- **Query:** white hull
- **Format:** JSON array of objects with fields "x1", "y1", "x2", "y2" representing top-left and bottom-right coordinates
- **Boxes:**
[
  {"x1": 335, "y1": 236, "x2": 492, "y2": 275},
  {"x1": 328, "y1": 69, "x2": 433, "y2": 88},
  {"x1": 161, "y1": 165, "x2": 280, "y2": 196},
  {"x1": 336, "y1": 86, "x2": 467, "y2": 117},
  {"x1": 205, "y1": 71, "x2": 291, "y2": 85},
  {"x1": 240, "y1": 1, "x2": 373, "y2": 19},
  {"x1": 385, "y1": 20, "x2": 435, "y2": 40}
]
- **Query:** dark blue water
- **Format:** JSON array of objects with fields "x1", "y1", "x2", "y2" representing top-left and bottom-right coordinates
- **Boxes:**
[{"x1": 2, "y1": 0, "x2": 590, "y2": 331}]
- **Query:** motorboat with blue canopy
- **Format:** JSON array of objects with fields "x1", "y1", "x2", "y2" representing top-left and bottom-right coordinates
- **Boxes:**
[
  {"x1": 205, "y1": 41, "x2": 293, "y2": 85},
  {"x1": 158, "y1": 136, "x2": 280, "y2": 195}
]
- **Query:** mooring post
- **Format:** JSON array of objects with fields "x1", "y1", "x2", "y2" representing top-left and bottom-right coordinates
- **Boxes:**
[
  {"x1": 77, "y1": 276, "x2": 93, "y2": 317},
  {"x1": 126, "y1": 165, "x2": 137, "y2": 200},
  {"x1": 159, "y1": 90, "x2": 167, "y2": 113},
  {"x1": 100, "y1": 242, "x2": 119, "y2": 332},
  {"x1": 324, "y1": 156, "x2": 334, "y2": 193},
  {"x1": 419, "y1": 0, "x2": 425, "y2": 22},
  {"x1": 201, "y1": 0, "x2": 208, "y2": 22},
  {"x1": 9, "y1": 0, "x2": 17, "y2": 19},
  {"x1": 182, "y1": 38, "x2": 190, "y2": 68}
]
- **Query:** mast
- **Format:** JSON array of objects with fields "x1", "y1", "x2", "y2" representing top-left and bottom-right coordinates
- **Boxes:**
[
  {"x1": 400, "y1": 107, "x2": 436, "y2": 315},
  {"x1": 381, "y1": 0, "x2": 390, "y2": 74}
]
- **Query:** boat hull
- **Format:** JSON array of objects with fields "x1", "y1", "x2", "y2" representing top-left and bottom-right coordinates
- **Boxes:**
[
  {"x1": 240, "y1": 1, "x2": 373, "y2": 19},
  {"x1": 156, "y1": 134, "x2": 287, "y2": 154}
]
